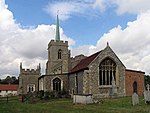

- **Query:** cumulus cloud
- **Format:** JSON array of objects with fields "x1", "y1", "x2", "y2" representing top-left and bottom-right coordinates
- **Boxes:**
[
  {"x1": 1, "y1": 0, "x2": 150, "y2": 79},
  {"x1": 85, "y1": 10, "x2": 150, "y2": 74},
  {"x1": 73, "y1": 9, "x2": 150, "y2": 74},
  {"x1": 0, "y1": 0, "x2": 75, "y2": 78}
]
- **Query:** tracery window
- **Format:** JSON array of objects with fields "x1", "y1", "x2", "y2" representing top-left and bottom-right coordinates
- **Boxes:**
[
  {"x1": 99, "y1": 58, "x2": 116, "y2": 85},
  {"x1": 53, "y1": 78, "x2": 61, "y2": 92},
  {"x1": 58, "y1": 49, "x2": 62, "y2": 59}
]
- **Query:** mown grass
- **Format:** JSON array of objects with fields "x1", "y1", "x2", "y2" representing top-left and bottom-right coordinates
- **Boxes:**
[{"x1": 0, "y1": 96, "x2": 150, "y2": 113}]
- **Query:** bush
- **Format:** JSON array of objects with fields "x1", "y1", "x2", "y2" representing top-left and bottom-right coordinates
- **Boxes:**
[
  {"x1": 38, "y1": 90, "x2": 44, "y2": 99},
  {"x1": 43, "y1": 91, "x2": 50, "y2": 100},
  {"x1": 49, "y1": 91, "x2": 55, "y2": 99},
  {"x1": 60, "y1": 89, "x2": 69, "y2": 98}
]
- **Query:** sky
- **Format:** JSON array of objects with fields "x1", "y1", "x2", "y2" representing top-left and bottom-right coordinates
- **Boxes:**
[{"x1": 0, "y1": 0, "x2": 150, "y2": 79}]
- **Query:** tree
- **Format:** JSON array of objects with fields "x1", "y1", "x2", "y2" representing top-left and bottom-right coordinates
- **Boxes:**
[
  {"x1": 0, "y1": 76, "x2": 19, "y2": 84},
  {"x1": 144, "y1": 75, "x2": 150, "y2": 85}
]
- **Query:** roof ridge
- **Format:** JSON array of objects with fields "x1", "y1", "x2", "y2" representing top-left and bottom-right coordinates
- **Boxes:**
[{"x1": 70, "y1": 51, "x2": 102, "y2": 73}]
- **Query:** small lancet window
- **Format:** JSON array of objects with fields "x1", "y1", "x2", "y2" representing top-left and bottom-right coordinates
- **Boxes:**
[{"x1": 58, "y1": 49, "x2": 62, "y2": 59}]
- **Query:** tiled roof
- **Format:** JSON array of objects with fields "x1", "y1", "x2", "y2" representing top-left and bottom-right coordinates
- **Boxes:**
[
  {"x1": 0, "y1": 84, "x2": 18, "y2": 91},
  {"x1": 71, "y1": 51, "x2": 101, "y2": 73}
]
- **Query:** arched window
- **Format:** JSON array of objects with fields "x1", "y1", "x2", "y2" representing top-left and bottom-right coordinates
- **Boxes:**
[
  {"x1": 133, "y1": 81, "x2": 137, "y2": 93},
  {"x1": 53, "y1": 78, "x2": 61, "y2": 92},
  {"x1": 27, "y1": 84, "x2": 35, "y2": 92},
  {"x1": 58, "y1": 49, "x2": 62, "y2": 59},
  {"x1": 99, "y1": 58, "x2": 116, "y2": 85}
]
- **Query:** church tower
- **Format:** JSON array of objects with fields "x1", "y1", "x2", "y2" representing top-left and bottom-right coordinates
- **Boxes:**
[{"x1": 46, "y1": 14, "x2": 70, "y2": 75}]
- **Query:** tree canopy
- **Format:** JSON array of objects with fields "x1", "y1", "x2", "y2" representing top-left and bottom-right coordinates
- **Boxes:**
[{"x1": 0, "y1": 76, "x2": 19, "y2": 84}]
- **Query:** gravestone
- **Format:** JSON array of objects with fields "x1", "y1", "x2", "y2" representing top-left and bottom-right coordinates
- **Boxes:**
[
  {"x1": 144, "y1": 84, "x2": 150, "y2": 104},
  {"x1": 132, "y1": 93, "x2": 139, "y2": 106},
  {"x1": 147, "y1": 84, "x2": 150, "y2": 91}
]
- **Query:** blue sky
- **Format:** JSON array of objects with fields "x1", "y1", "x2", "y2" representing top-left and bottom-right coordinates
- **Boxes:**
[
  {"x1": 1, "y1": 0, "x2": 150, "y2": 78},
  {"x1": 6, "y1": 0, "x2": 136, "y2": 46}
]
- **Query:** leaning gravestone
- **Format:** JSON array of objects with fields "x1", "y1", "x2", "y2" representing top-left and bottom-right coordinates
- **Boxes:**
[
  {"x1": 132, "y1": 93, "x2": 139, "y2": 106},
  {"x1": 144, "y1": 84, "x2": 150, "y2": 104}
]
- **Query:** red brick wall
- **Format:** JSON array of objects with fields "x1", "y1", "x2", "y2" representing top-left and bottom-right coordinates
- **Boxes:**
[{"x1": 125, "y1": 69, "x2": 145, "y2": 96}]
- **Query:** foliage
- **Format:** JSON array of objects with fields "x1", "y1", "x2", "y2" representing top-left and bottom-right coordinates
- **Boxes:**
[
  {"x1": 0, "y1": 96, "x2": 150, "y2": 113},
  {"x1": 38, "y1": 90, "x2": 44, "y2": 99},
  {"x1": 43, "y1": 91, "x2": 51, "y2": 100},
  {"x1": 0, "y1": 76, "x2": 19, "y2": 84},
  {"x1": 144, "y1": 75, "x2": 150, "y2": 85}
]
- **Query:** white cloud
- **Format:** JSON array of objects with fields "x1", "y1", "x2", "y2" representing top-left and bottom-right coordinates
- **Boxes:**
[
  {"x1": 111, "y1": 0, "x2": 150, "y2": 15},
  {"x1": 93, "y1": 0, "x2": 106, "y2": 12},
  {"x1": 0, "y1": 0, "x2": 75, "y2": 78},
  {"x1": 69, "y1": 9, "x2": 150, "y2": 74},
  {"x1": 44, "y1": 0, "x2": 106, "y2": 21},
  {"x1": 44, "y1": 0, "x2": 150, "y2": 74},
  {"x1": 71, "y1": 45, "x2": 93, "y2": 57},
  {"x1": 44, "y1": 0, "x2": 150, "y2": 21},
  {"x1": 1, "y1": 0, "x2": 150, "y2": 79},
  {"x1": 88, "y1": 10, "x2": 150, "y2": 74}
]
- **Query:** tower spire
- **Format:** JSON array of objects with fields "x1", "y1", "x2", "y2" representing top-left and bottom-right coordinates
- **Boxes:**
[{"x1": 55, "y1": 11, "x2": 60, "y2": 41}]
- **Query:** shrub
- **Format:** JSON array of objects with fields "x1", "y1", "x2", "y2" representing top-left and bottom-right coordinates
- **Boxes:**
[
  {"x1": 43, "y1": 91, "x2": 50, "y2": 100},
  {"x1": 38, "y1": 90, "x2": 44, "y2": 99}
]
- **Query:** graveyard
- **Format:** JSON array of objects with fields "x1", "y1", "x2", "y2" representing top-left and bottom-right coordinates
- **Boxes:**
[{"x1": 0, "y1": 96, "x2": 150, "y2": 113}]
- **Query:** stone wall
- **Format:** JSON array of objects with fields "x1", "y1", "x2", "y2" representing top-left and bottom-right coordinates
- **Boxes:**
[
  {"x1": 70, "y1": 55, "x2": 86, "y2": 69},
  {"x1": 77, "y1": 71, "x2": 84, "y2": 94},
  {"x1": 88, "y1": 45, "x2": 126, "y2": 98},
  {"x1": 40, "y1": 74, "x2": 68, "y2": 92},
  {"x1": 46, "y1": 40, "x2": 70, "y2": 75},
  {"x1": 69, "y1": 71, "x2": 84, "y2": 94},
  {"x1": 125, "y1": 69, "x2": 145, "y2": 96},
  {"x1": 18, "y1": 63, "x2": 40, "y2": 94},
  {"x1": 19, "y1": 74, "x2": 39, "y2": 94}
]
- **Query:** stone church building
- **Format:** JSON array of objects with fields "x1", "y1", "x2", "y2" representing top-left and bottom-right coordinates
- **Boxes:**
[{"x1": 19, "y1": 15, "x2": 145, "y2": 98}]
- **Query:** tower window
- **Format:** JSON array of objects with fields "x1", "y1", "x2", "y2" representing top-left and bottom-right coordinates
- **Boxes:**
[
  {"x1": 99, "y1": 58, "x2": 116, "y2": 86},
  {"x1": 58, "y1": 49, "x2": 62, "y2": 59}
]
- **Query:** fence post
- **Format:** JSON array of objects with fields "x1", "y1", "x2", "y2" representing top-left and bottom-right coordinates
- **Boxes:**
[{"x1": 7, "y1": 96, "x2": 8, "y2": 103}]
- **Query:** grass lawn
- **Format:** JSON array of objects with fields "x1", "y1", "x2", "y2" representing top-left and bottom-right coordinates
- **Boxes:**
[{"x1": 0, "y1": 96, "x2": 150, "y2": 113}]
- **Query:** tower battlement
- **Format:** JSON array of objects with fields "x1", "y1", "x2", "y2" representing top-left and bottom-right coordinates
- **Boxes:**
[
  {"x1": 48, "y1": 40, "x2": 68, "y2": 48},
  {"x1": 21, "y1": 68, "x2": 40, "y2": 75},
  {"x1": 20, "y1": 63, "x2": 41, "y2": 75}
]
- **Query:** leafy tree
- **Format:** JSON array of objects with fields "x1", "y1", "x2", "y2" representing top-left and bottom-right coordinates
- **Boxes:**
[
  {"x1": 0, "y1": 76, "x2": 19, "y2": 84},
  {"x1": 144, "y1": 75, "x2": 150, "y2": 85}
]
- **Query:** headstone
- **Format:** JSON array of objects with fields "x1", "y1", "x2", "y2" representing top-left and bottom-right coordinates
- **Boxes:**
[
  {"x1": 147, "y1": 84, "x2": 150, "y2": 91},
  {"x1": 132, "y1": 93, "x2": 139, "y2": 106},
  {"x1": 144, "y1": 84, "x2": 150, "y2": 104}
]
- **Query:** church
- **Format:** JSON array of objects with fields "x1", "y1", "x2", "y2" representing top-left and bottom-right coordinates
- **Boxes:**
[{"x1": 19, "y1": 15, "x2": 145, "y2": 98}]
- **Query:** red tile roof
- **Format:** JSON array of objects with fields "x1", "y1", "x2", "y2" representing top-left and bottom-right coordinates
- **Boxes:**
[
  {"x1": 71, "y1": 51, "x2": 101, "y2": 73},
  {"x1": 0, "y1": 84, "x2": 18, "y2": 91}
]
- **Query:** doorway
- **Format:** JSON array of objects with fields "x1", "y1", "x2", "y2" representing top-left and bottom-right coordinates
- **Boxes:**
[{"x1": 133, "y1": 81, "x2": 137, "y2": 93}]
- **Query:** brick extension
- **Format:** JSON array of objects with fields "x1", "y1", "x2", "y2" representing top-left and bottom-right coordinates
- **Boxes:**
[{"x1": 125, "y1": 69, "x2": 145, "y2": 96}]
